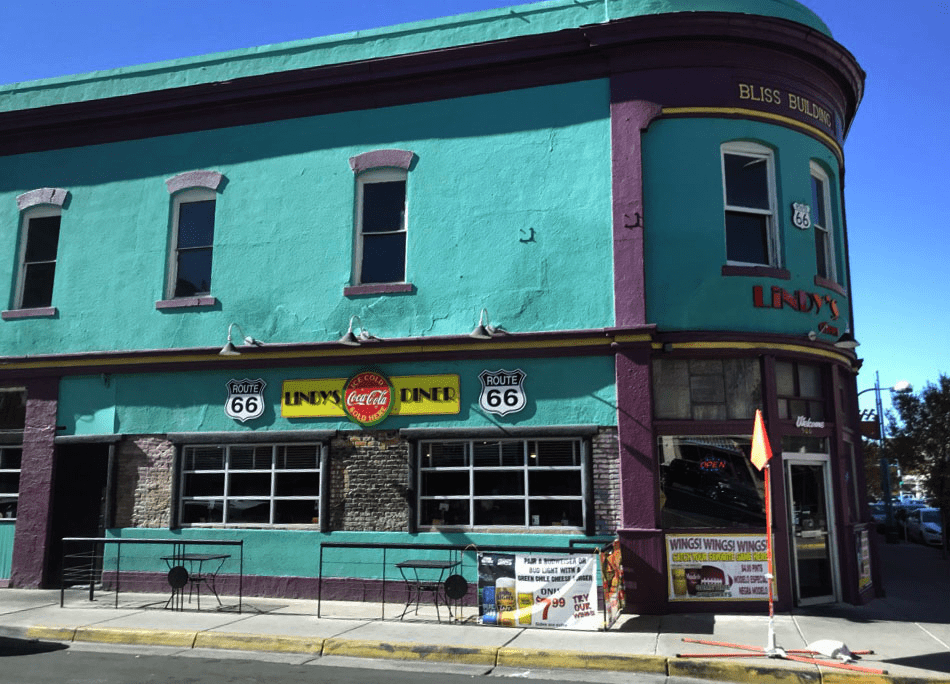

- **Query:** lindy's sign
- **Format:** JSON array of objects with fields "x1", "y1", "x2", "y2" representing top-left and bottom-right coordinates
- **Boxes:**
[
  {"x1": 282, "y1": 372, "x2": 460, "y2": 424},
  {"x1": 752, "y1": 285, "x2": 841, "y2": 337}
]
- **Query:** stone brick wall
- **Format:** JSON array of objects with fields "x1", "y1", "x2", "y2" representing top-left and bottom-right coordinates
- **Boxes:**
[
  {"x1": 328, "y1": 431, "x2": 410, "y2": 532},
  {"x1": 592, "y1": 427, "x2": 620, "y2": 535},
  {"x1": 114, "y1": 436, "x2": 174, "y2": 528}
]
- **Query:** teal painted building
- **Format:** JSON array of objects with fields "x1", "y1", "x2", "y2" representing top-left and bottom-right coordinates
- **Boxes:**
[{"x1": 0, "y1": 0, "x2": 873, "y2": 614}]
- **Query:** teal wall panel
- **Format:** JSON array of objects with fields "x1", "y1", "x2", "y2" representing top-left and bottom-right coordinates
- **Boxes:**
[
  {"x1": 641, "y1": 118, "x2": 848, "y2": 336},
  {"x1": 0, "y1": 522, "x2": 13, "y2": 579},
  {"x1": 0, "y1": 80, "x2": 613, "y2": 357}
]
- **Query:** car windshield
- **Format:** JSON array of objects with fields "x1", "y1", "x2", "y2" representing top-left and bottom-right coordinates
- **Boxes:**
[{"x1": 922, "y1": 510, "x2": 941, "y2": 524}]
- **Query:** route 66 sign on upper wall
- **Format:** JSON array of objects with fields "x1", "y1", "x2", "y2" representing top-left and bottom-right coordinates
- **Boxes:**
[
  {"x1": 225, "y1": 378, "x2": 266, "y2": 422},
  {"x1": 478, "y1": 369, "x2": 526, "y2": 416},
  {"x1": 791, "y1": 202, "x2": 811, "y2": 230}
]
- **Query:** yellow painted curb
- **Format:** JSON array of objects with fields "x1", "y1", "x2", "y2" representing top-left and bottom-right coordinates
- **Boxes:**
[
  {"x1": 668, "y1": 657, "x2": 819, "y2": 684},
  {"x1": 821, "y1": 669, "x2": 950, "y2": 684},
  {"x1": 25, "y1": 626, "x2": 77, "y2": 642},
  {"x1": 496, "y1": 647, "x2": 667, "y2": 674},
  {"x1": 194, "y1": 631, "x2": 324, "y2": 654},
  {"x1": 73, "y1": 627, "x2": 197, "y2": 648},
  {"x1": 323, "y1": 637, "x2": 497, "y2": 666}
]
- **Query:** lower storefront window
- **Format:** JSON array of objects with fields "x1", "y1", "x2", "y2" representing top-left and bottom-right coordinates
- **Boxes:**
[
  {"x1": 180, "y1": 443, "x2": 322, "y2": 526},
  {"x1": 418, "y1": 438, "x2": 586, "y2": 528},
  {"x1": 0, "y1": 446, "x2": 21, "y2": 519},
  {"x1": 659, "y1": 436, "x2": 764, "y2": 528}
]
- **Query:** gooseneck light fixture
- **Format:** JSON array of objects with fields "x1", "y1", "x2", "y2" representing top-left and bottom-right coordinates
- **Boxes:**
[
  {"x1": 338, "y1": 315, "x2": 377, "y2": 346},
  {"x1": 470, "y1": 308, "x2": 498, "y2": 340},
  {"x1": 219, "y1": 323, "x2": 263, "y2": 356},
  {"x1": 834, "y1": 330, "x2": 860, "y2": 350}
]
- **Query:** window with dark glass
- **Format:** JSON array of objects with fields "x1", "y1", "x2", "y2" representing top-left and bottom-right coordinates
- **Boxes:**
[
  {"x1": 775, "y1": 360, "x2": 826, "y2": 420},
  {"x1": 653, "y1": 358, "x2": 761, "y2": 420},
  {"x1": 721, "y1": 143, "x2": 778, "y2": 266},
  {"x1": 659, "y1": 436, "x2": 764, "y2": 529},
  {"x1": 810, "y1": 163, "x2": 836, "y2": 282},
  {"x1": 179, "y1": 443, "x2": 322, "y2": 526},
  {"x1": 17, "y1": 210, "x2": 61, "y2": 309},
  {"x1": 170, "y1": 191, "x2": 216, "y2": 298},
  {"x1": 418, "y1": 438, "x2": 585, "y2": 528},
  {"x1": 356, "y1": 169, "x2": 407, "y2": 284}
]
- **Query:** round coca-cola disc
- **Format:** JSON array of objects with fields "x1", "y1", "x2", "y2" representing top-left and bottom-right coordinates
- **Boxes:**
[{"x1": 342, "y1": 370, "x2": 394, "y2": 426}]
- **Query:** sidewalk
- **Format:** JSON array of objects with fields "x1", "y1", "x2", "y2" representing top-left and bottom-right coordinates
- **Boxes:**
[{"x1": 0, "y1": 538, "x2": 948, "y2": 684}]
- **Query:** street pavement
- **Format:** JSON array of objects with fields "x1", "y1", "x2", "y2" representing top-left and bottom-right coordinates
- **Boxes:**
[{"x1": 0, "y1": 537, "x2": 947, "y2": 684}]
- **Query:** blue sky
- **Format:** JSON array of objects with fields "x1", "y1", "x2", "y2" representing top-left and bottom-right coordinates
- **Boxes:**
[{"x1": 1, "y1": 0, "x2": 945, "y2": 417}]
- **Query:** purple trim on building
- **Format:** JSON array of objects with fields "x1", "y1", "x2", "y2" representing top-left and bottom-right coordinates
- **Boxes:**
[
  {"x1": 2, "y1": 307, "x2": 57, "y2": 321},
  {"x1": 814, "y1": 275, "x2": 847, "y2": 296},
  {"x1": 10, "y1": 377, "x2": 59, "y2": 588},
  {"x1": 721, "y1": 265, "x2": 791, "y2": 280},
  {"x1": 610, "y1": 99, "x2": 661, "y2": 327},
  {"x1": 343, "y1": 283, "x2": 414, "y2": 297},
  {"x1": 155, "y1": 297, "x2": 218, "y2": 310},
  {"x1": 348, "y1": 150, "x2": 415, "y2": 174},
  {"x1": 165, "y1": 170, "x2": 224, "y2": 194},
  {"x1": 15, "y1": 188, "x2": 69, "y2": 211}
]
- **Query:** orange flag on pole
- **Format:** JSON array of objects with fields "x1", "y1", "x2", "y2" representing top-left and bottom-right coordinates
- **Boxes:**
[{"x1": 751, "y1": 409, "x2": 772, "y2": 471}]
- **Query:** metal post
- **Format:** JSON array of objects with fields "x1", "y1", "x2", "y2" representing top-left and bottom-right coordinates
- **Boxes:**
[{"x1": 875, "y1": 372, "x2": 898, "y2": 543}]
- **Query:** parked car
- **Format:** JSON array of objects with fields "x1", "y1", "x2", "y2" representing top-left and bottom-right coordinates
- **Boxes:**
[
  {"x1": 869, "y1": 502, "x2": 886, "y2": 532},
  {"x1": 904, "y1": 507, "x2": 943, "y2": 546}
]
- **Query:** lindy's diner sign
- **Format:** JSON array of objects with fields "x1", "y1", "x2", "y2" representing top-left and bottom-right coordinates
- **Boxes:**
[{"x1": 282, "y1": 371, "x2": 460, "y2": 425}]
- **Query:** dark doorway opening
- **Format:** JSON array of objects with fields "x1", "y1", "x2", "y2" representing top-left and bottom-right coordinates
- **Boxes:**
[{"x1": 46, "y1": 444, "x2": 111, "y2": 588}]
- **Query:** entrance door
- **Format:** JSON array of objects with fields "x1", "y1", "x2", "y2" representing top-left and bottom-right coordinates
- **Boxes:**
[
  {"x1": 47, "y1": 444, "x2": 111, "y2": 588},
  {"x1": 784, "y1": 455, "x2": 838, "y2": 605}
]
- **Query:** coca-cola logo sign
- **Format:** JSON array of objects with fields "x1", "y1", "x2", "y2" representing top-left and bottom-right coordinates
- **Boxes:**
[{"x1": 342, "y1": 370, "x2": 394, "y2": 426}]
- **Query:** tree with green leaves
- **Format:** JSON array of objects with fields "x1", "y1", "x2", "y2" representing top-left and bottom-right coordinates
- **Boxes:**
[{"x1": 887, "y1": 374, "x2": 950, "y2": 554}]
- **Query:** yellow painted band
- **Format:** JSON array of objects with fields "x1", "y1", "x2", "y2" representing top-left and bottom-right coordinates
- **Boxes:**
[
  {"x1": 322, "y1": 637, "x2": 497, "y2": 665},
  {"x1": 73, "y1": 626, "x2": 197, "y2": 647},
  {"x1": 662, "y1": 106, "x2": 843, "y2": 160},
  {"x1": 653, "y1": 340, "x2": 851, "y2": 364},
  {"x1": 26, "y1": 626, "x2": 77, "y2": 641},
  {"x1": 194, "y1": 631, "x2": 324, "y2": 654},
  {"x1": 497, "y1": 647, "x2": 668, "y2": 673}
]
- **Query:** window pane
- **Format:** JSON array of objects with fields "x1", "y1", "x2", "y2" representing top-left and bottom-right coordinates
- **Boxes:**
[
  {"x1": 775, "y1": 361, "x2": 795, "y2": 396},
  {"x1": 652, "y1": 359, "x2": 691, "y2": 419},
  {"x1": 500, "y1": 442, "x2": 524, "y2": 466},
  {"x1": 230, "y1": 446, "x2": 272, "y2": 470},
  {"x1": 810, "y1": 176, "x2": 826, "y2": 227},
  {"x1": 725, "y1": 212, "x2": 769, "y2": 264},
  {"x1": 229, "y1": 472, "x2": 270, "y2": 496},
  {"x1": 473, "y1": 441, "x2": 500, "y2": 466},
  {"x1": 0, "y1": 449, "x2": 22, "y2": 470},
  {"x1": 177, "y1": 200, "x2": 215, "y2": 248},
  {"x1": 0, "y1": 495, "x2": 16, "y2": 519},
  {"x1": 24, "y1": 216, "x2": 60, "y2": 262},
  {"x1": 724, "y1": 154, "x2": 769, "y2": 209},
  {"x1": 21, "y1": 262, "x2": 56, "y2": 308},
  {"x1": 474, "y1": 470, "x2": 524, "y2": 496},
  {"x1": 182, "y1": 500, "x2": 223, "y2": 524},
  {"x1": 529, "y1": 500, "x2": 582, "y2": 527},
  {"x1": 422, "y1": 442, "x2": 467, "y2": 467},
  {"x1": 361, "y1": 232, "x2": 405, "y2": 283},
  {"x1": 798, "y1": 364, "x2": 822, "y2": 398},
  {"x1": 183, "y1": 473, "x2": 224, "y2": 497},
  {"x1": 421, "y1": 499, "x2": 469, "y2": 526},
  {"x1": 815, "y1": 228, "x2": 829, "y2": 278},
  {"x1": 274, "y1": 471, "x2": 319, "y2": 496},
  {"x1": 0, "y1": 472, "x2": 20, "y2": 494},
  {"x1": 274, "y1": 499, "x2": 319, "y2": 524},
  {"x1": 533, "y1": 441, "x2": 578, "y2": 466},
  {"x1": 227, "y1": 500, "x2": 270, "y2": 524},
  {"x1": 474, "y1": 499, "x2": 525, "y2": 526},
  {"x1": 529, "y1": 470, "x2": 581, "y2": 495},
  {"x1": 362, "y1": 181, "x2": 405, "y2": 233},
  {"x1": 723, "y1": 359, "x2": 761, "y2": 420},
  {"x1": 174, "y1": 248, "x2": 213, "y2": 296},
  {"x1": 277, "y1": 445, "x2": 319, "y2": 470},
  {"x1": 659, "y1": 437, "x2": 764, "y2": 529},
  {"x1": 0, "y1": 393, "x2": 26, "y2": 430},
  {"x1": 421, "y1": 470, "x2": 468, "y2": 497},
  {"x1": 186, "y1": 447, "x2": 224, "y2": 471}
]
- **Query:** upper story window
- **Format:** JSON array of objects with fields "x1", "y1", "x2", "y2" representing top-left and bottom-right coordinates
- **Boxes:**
[
  {"x1": 164, "y1": 171, "x2": 224, "y2": 300},
  {"x1": 810, "y1": 162, "x2": 836, "y2": 283},
  {"x1": 721, "y1": 142, "x2": 778, "y2": 267},
  {"x1": 349, "y1": 150, "x2": 414, "y2": 287},
  {"x1": 775, "y1": 360, "x2": 826, "y2": 421},
  {"x1": 11, "y1": 188, "x2": 68, "y2": 312}
]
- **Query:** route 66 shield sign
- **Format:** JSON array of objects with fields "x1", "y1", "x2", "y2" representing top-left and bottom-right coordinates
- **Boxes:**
[
  {"x1": 225, "y1": 378, "x2": 266, "y2": 422},
  {"x1": 478, "y1": 369, "x2": 526, "y2": 416},
  {"x1": 791, "y1": 202, "x2": 811, "y2": 230}
]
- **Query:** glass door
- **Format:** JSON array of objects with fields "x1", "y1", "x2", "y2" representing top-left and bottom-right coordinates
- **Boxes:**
[{"x1": 784, "y1": 455, "x2": 838, "y2": 605}]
